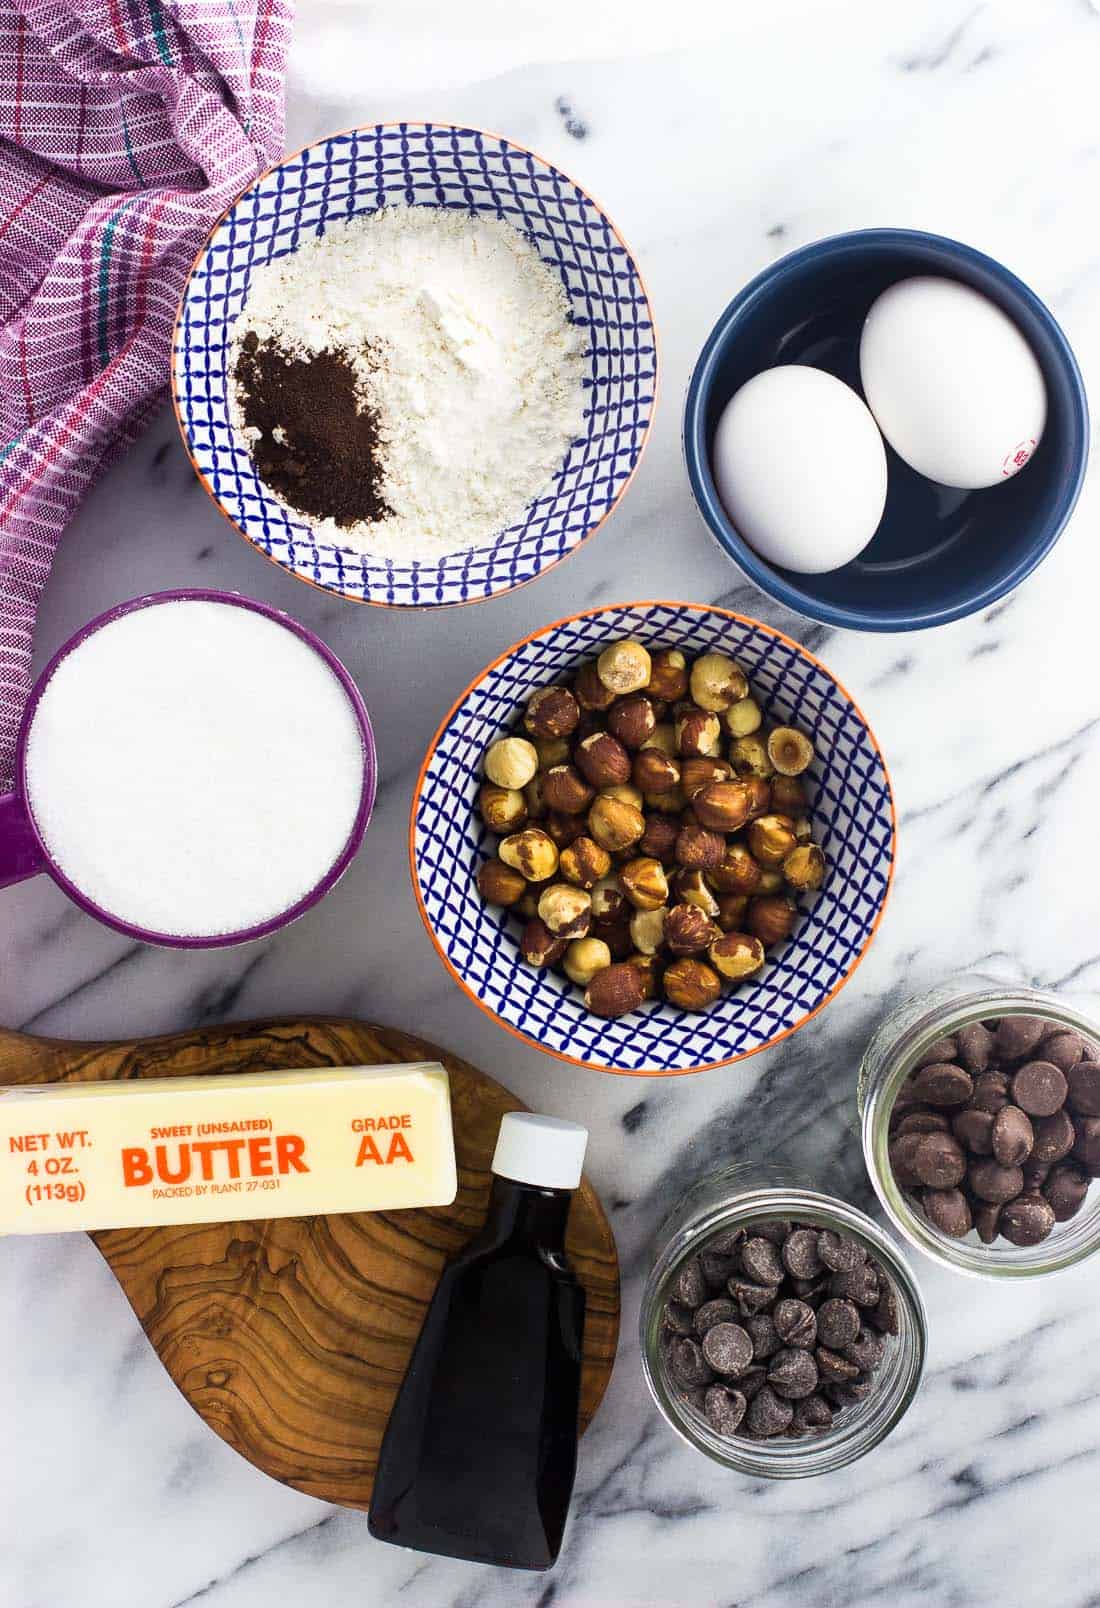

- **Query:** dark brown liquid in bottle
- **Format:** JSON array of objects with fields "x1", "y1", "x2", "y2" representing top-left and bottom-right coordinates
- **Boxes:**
[{"x1": 368, "y1": 1175, "x2": 585, "y2": 1570}]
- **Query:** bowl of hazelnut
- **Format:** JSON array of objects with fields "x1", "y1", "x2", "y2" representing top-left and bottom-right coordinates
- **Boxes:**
[{"x1": 410, "y1": 602, "x2": 896, "y2": 1074}]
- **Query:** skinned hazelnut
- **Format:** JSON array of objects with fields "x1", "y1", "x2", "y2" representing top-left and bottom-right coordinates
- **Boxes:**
[
  {"x1": 783, "y1": 843, "x2": 826, "y2": 892},
  {"x1": 639, "y1": 812, "x2": 681, "y2": 863},
  {"x1": 590, "y1": 875, "x2": 628, "y2": 923},
  {"x1": 524, "y1": 685, "x2": 580, "y2": 739},
  {"x1": 574, "y1": 659, "x2": 617, "y2": 711},
  {"x1": 476, "y1": 858, "x2": 526, "y2": 907},
  {"x1": 675, "y1": 705, "x2": 722, "y2": 758},
  {"x1": 690, "y1": 651, "x2": 748, "y2": 712},
  {"x1": 520, "y1": 917, "x2": 567, "y2": 968},
  {"x1": 767, "y1": 726, "x2": 815, "y2": 777},
  {"x1": 724, "y1": 696, "x2": 762, "y2": 738},
  {"x1": 646, "y1": 648, "x2": 689, "y2": 702},
  {"x1": 597, "y1": 639, "x2": 652, "y2": 696},
  {"x1": 663, "y1": 957, "x2": 722, "y2": 1011},
  {"x1": 479, "y1": 782, "x2": 527, "y2": 834},
  {"x1": 601, "y1": 781, "x2": 645, "y2": 812},
  {"x1": 533, "y1": 734, "x2": 571, "y2": 770},
  {"x1": 693, "y1": 780, "x2": 754, "y2": 833},
  {"x1": 771, "y1": 774, "x2": 808, "y2": 813},
  {"x1": 538, "y1": 883, "x2": 592, "y2": 938},
  {"x1": 588, "y1": 794, "x2": 646, "y2": 852},
  {"x1": 619, "y1": 856, "x2": 669, "y2": 911},
  {"x1": 715, "y1": 892, "x2": 750, "y2": 931},
  {"x1": 585, "y1": 961, "x2": 646, "y2": 1017},
  {"x1": 793, "y1": 815, "x2": 813, "y2": 843},
  {"x1": 680, "y1": 756, "x2": 732, "y2": 800},
  {"x1": 563, "y1": 935, "x2": 612, "y2": 986},
  {"x1": 641, "y1": 722, "x2": 678, "y2": 757},
  {"x1": 559, "y1": 836, "x2": 612, "y2": 889},
  {"x1": 747, "y1": 814, "x2": 798, "y2": 866},
  {"x1": 523, "y1": 775, "x2": 546, "y2": 819},
  {"x1": 672, "y1": 868, "x2": 719, "y2": 918},
  {"x1": 709, "y1": 931, "x2": 766, "y2": 981},
  {"x1": 664, "y1": 902, "x2": 721, "y2": 955},
  {"x1": 633, "y1": 747, "x2": 681, "y2": 795},
  {"x1": 709, "y1": 842, "x2": 763, "y2": 896},
  {"x1": 675, "y1": 821, "x2": 725, "y2": 870},
  {"x1": 575, "y1": 731, "x2": 632, "y2": 789},
  {"x1": 730, "y1": 734, "x2": 775, "y2": 779},
  {"x1": 608, "y1": 694, "x2": 657, "y2": 749},
  {"x1": 627, "y1": 951, "x2": 659, "y2": 1000},
  {"x1": 748, "y1": 894, "x2": 798, "y2": 947},
  {"x1": 484, "y1": 736, "x2": 539, "y2": 790},
  {"x1": 499, "y1": 827, "x2": 559, "y2": 882},
  {"x1": 541, "y1": 764, "x2": 594, "y2": 815},
  {"x1": 630, "y1": 905, "x2": 668, "y2": 955}
]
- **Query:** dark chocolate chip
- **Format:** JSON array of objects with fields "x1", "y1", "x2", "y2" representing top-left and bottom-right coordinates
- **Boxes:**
[
  {"x1": 707, "y1": 1226, "x2": 746, "y2": 1257},
  {"x1": 953, "y1": 1107, "x2": 995, "y2": 1155},
  {"x1": 844, "y1": 1327, "x2": 885, "y2": 1372},
  {"x1": 991, "y1": 1105, "x2": 1035, "y2": 1167},
  {"x1": 910, "y1": 1063, "x2": 974, "y2": 1107},
  {"x1": 663, "y1": 1300, "x2": 696, "y2": 1335},
  {"x1": 1066, "y1": 1060, "x2": 1100, "y2": 1118},
  {"x1": 816, "y1": 1297, "x2": 860, "y2": 1350},
  {"x1": 670, "y1": 1336, "x2": 713, "y2": 1388},
  {"x1": 1073, "y1": 1116, "x2": 1100, "y2": 1175},
  {"x1": 999, "y1": 1193, "x2": 1056, "y2": 1247},
  {"x1": 738, "y1": 1364, "x2": 768, "y2": 1401},
  {"x1": 744, "y1": 1384, "x2": 794, "y2": 1438},
  {"x1": 674, "y1": 1257, "x2": 707, "y2": 1307},
  {"x1": 1012, "y1": 1061, "x2": 1068, "y2": 1118},
  {"x1": 816, "y1": 1229, "x2": 866, "y2": 1273},
  {"x1": 969, "y1": 1072, "x2": 1010, "y2": 1114},
  {"x1": 828, "y1": 1262, "x2": 880, "y2": 1307},
  {"x1": 699, "y1": 1251, "x2": 739, "y2": 1288},
  {"x1": 922, "y1": 1187, "x2": 972, "y2": 1238},
  {"x1": 994, "y1": 1015, "x2": 1047, "y2": 1061},
  {"x1": 974, "y1": 1201, "x2": 1002, "y2": 1243},
  {"x1": 955, "y1": 1022, "x2": 994, "y2": 1074},
  {"x1": 781, "y1": 1227, "x2": 824, "y2": 1279},
  {"x1": 740, "y1": 1236, "x2": 784, "y2": 1286},
  {"x1": 703, "y1": 1383, "x2": 747, "y2": 1435},
  {"x1": 913, "y1": 1132, "x2": 967, "y2": 1188},
  {"x1": 915, "y1": 1036, "x2": 958, "y2": 1068},
  {"x1": 828, "y1": 1375, "x2": 875, "y2": 1407},
  {"x1": 791, "y1": 1394, "x2": 834, "y2": 1432},
  {"x1": 751, "y1": 1219, "x2": 791, "y2": 1246},
  {"x1": 815, "y1": 1345, "x2": 860, "y2": 1384},
  {"x1": 790, "y1": 1274, "x2": 830, "y2": 1305},
  {"x1": 701, "y1": 1322, "x2": 754, "y2": 1377},
  {"x1": 745, "y1": 1313, "x2": 781, "y2": 1361},
  {"x1": 694, "y1": 1298, "x2": 739, "y2": 1336},
  {"x1": 773, "y1": 1298, "x2": 817, "y2": 1349},
  {"x1": 727, "y1": 1277, "x2": 780, "y2": 1316},
  {"x1": 869, "y1": 1281, "x2": 899, "y2": 1335},
  {"x1": 767, "y1": 1347, "x2": 819, "y2": 1401},
  {"x1": 969, "y1": 1159, "x2": 1025, "y2": 1203},
  {"x1": 1030, "y1": 1109, "x2": 1076, "y2": 1167},
  {"x1": 1044, "y1": 1161, "x2": 1090, "y2": 1221}
]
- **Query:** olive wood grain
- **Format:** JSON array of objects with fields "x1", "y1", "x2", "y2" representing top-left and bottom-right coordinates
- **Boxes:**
[{"x1": 0, "y1": 1019, "x2": 620, "y2": 1510}]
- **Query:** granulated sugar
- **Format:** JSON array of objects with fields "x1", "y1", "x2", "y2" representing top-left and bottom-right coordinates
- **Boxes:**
[
  {"x1": 229, "y1": 205, "x2": 588, "y2": 560},
  {"x1": 25, "y1": 601, "x2": 365, "y2": 938}
]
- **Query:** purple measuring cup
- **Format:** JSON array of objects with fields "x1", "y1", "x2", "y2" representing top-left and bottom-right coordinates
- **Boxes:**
[{"x1": 0, "y1": 589, "x2": 377, "y2": 948}]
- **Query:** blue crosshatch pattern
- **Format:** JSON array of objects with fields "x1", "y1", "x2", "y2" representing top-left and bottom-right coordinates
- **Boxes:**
[
  {"x1": 172, "y1": 124, "x2": 657, "y2": 607},
  {"x1": 413, "y1": 605, "x2": 896, "y2": 1074}
]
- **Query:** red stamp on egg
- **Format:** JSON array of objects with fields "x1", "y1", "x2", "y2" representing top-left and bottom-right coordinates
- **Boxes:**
[{"x1": 1002, "y1": 439, "x2": 1037, "y2": 477}]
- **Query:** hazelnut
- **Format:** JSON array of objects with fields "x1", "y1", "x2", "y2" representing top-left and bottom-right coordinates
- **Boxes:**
[
  {"x1": 724, "y1": 696, "x2": 762, "y2": 738},
  {"x1": 639, "y1": 812, "x2": 681, "y2": 863},
  {"x1": 608, "y1": 694, "x2": 657, "y2": 750},
  {"x1": 585, "y1": 961, "x2": 646, "y2": 1018},
  {"x1": 630, "y1": 905, "x2": 668, "y2": 955},
  {"x1": 675, "y1": 705, "x2": 722, "y2": 758},
  {"x1": 771, "y1": 774, "x2": 808, "y2": 813},
  {"x1": 748, "y1": 895, "x2": 798, "y2": 947},
  {"x1": 675, "y1": 821, "x2": 725, "y2": 870},
  {"x1": 664, "y1": 902, "x2": 721, "y2": 955},
  {"x1": 484, "y1": 736, "x2": 539, "y2": 790},
  {"x1": 520, "y1": 917, "x2": 567, "y2": 968},
  {"x1": 715, "y1": 892, "x2": 750, "y2": 931},
  {"x1": 574, "y1": 660, "x2": 617, "y2": 711},
  {"x1": 499, "y1": 827, "x2": 559, "y2": 882},
  {"x1": 644, "y1": 786, "x2": 686, "y2": 814},
  {"x1": 748, "y1": 814, "x2": 798, "y2": 866},
  {"x1": 663, "y1": 957, "x2": 722, "y2": 1011},
  {"x1": 730, "y1": 734, "x2": 775, "y2": 779},
  {"x1": 601, "y1": 781, "x2": 645, "y2": 811},
  {"x1": 793, "y1": 815, "x2": 813, "y2": 843},
  {"x1": 588, "y1": 794, "x2": 645, "y2": 853},
  {"x1": 533, "y1": 734, "x2": 571, "y2": 770},
  {"x1": 479, "y1": 782, "x2": 527, "y2": 834},
  {"x1": 767, "y1": 726, "x2": 815, "y2": 777},
  {"x1": 627, "y1": 952, "x2": 659, "y2": 1000},
  {"x1": 597, "y1": 639, "x2": 652, "y2": 696},
  {"x1": 524, "y1": 684, "x2": 580, "y2": 739},
  {"x1": 757, "y1": 868, "x2": 784, "y2": 895},
  {"x1": 709, "y1": 842, "x2": 763, "y2": 896},
  {"x1": 544, "y1": 810, "x2": 587, "y2": 850},
  {"x1": 646, "y1": 648, "x2": 689, "y2": 702},
  {"x1": 641, "y1": 722, "x2": 678, "y2": 757},
  {"x1": 559, "y1": 836, "x2": 611, "y2": 889},
  {"x1": 563, "y1": 935, "x2": 612, "y2": 986},
  {"x1": 783, "y1": 843, "x2": 826, "y2": 892},
  {"x1": 619, "y1": 856, "x2": 670, "y2": 911},
  {"x1": 538, "y1": 883, "x2": 592, "y2": 938},
  {"x1": 689, "y1": 651, "x2": 748, "y2": 712},
  {"x1": 693, "y1": 780, "x2": 754, "y2": 833},
  {"x1": 516, "y1": 888, "x2": 541, "y2": 920},
  {"x1": 590, "y1": 875, "x2": 628, "y2": 923},
  {"x1": 742, "y1": 775, "x2": 772, "y2": 821},
  {"x1": 671, "y1": 868, "x2": 719, "y2": 918},
  {"x1": 593, "y1": 915, "x2": 633, "y2": 960},
  {"x1": 709, "y1": 931, "x2": 766, "y2": 981},
  {"x1": 575, "y1": 731, "x2": 632, "y2": 789},
  {"x1": 523, "y1": 775, "x2": 546, "y2": 819},
  {"x1": 633, "y1": 747, "x2": 681, "y2": 795},
  {"x1": 476, "y1": 858, "x2": 526, "y2": 907},
  {"x1": 680, "y1": 756, "x2": 732, "y2": 799},
  {"x1": 541, "y1": 764, "x2": 594, "y2": 815}
]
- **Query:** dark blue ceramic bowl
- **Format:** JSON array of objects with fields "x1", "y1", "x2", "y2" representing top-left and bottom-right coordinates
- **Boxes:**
[{"x1": 684, "y1": 229, "x2": 1089, "y2": 632}]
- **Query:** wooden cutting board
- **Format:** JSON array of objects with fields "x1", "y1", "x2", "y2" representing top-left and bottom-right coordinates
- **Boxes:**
[{"x1": 0, "y1": 1019, "x2": 620, "y2": 1511}]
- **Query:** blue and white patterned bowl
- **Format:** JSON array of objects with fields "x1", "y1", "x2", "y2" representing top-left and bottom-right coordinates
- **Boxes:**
[
  {"x1": 411, "y1": 602, "x2": 897, "y2": 1075},
  {"x1": 172, "y1": 123, "x2": 657, "y2": 608}
]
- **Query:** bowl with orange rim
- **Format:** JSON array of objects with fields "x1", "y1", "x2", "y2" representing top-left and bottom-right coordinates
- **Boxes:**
[
  {"x1": 171, "y1": 122, "x2": 657, "y2": 608},
  {"x1": 410, "y1": 602, "x2": 896, "y2": 1075}
]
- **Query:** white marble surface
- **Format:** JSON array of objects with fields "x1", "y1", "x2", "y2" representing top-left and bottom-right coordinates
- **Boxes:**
[{"x1": 4, "y1": 2, "x2": 1100, "y2": 1603}]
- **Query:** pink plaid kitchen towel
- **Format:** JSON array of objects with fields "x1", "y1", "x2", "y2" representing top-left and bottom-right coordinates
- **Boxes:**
[{"x1": 0, "y1": 0, "x2": 293, "y2": 788}]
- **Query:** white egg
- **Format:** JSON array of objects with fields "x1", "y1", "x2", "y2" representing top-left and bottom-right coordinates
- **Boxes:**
[
  {"x1": 860, "y1": 276, "x2": 1047, "y2": 490},
  {"x1": 710, "y1": 365, "x2": 888, "y2": 574}
]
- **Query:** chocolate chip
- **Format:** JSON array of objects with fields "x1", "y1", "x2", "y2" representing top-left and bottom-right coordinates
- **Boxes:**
[
  {"x1": 1073, "y1": 1117, "x2": 1100, "y2": 1175},
  {"x1": 999, "y1": 1193, "x2": 1056, "y2": 1247},
  {"x1": 674, "y1": 1257, "x2": 707, "y2": 1307},
  {"x1": 1044, "y1": 1161, "x2": 1090, "y2": 1221},
  {"x1": 791, "y1": 1394, "x2": 834, "y2": 1432},
  {"x1": 869, "y1": 1281, "x2": 899, "y2": 1335},
  {"x1": 1012, "y1": 1061, "x2": 1068, "y2": 1118},
  {"x1": 790, "y1": 1274, "x2": 829, "y2": 1305},
  {"x1": 664, "y1": 1300, "x2": 695, "y2": 1335},
  {"x1": 816, "y1": 1229, "x2": 866, "y2": 1273},
  {"x1": 781, "y1": 1227, "x2": 824, "y2": 1279},
  {"x1": 969, "y1": 1071, "x2": 1010, "y2": 1114},
  {"x1": 727, "y1": 1277, "x2": 780, "y2": 1316},
  {"x1": 913, "y1": 1132, "x2": 967, "y2": 1188},
  {"x1": 953, "y1": 1107, "x2": 995, "y2": 1154},
  {"x1": 678, "y1": 1385, "x2": 708, "y2": 1414},
  {"x1": 740, "y1": 1236, "x2": 784, "y2": 1286},
  {"x1": 910, "y1": 1063, "x2": 974, "y2": 1107},
  {"x1": 828, "y1": 1262, "x2": 880, "y2": 1307},
  {"x1": 694, "y1": 1298, "x2": 739, "y2": 1336},
  {"x1": 828, "y1": 1375, "x2": 875, "y2": 1407},
  {"x1": 956, "y1": 1022, "x2": 994, "y2": 1074},
  {"x1": 844, "y1": 1328, "x2": 885, "y2": 1372},
  {"x1": 1083, "y1": 1039, "x2": 1100, "y2": 1062},
  {"x1": 699, "y1": 1251, "x2": 739, "y2": 1288},
  {"x1": 994, "y1": 1015, "x2": 1047, "y2": 1061},
  {"x1": 1031, "y1": 1108, "x2": 1076, "y2": 1167},
  {"x1": 915, "y1": 1035, "x2": 958, "y2": 1068},
  {"x1": 1066, "y1": 1061, "x2": 1100, "y2": 1118},
  {"x1": 922, "y1": 1187, "x2": 972, "y2": 1238},
  {"x1": 815, "y1": 1345, "x2": 859, "y2": 1385},
  {"x1": 888, "y1": 1132, "x2": 925, "y2": 1187},
  {"x1": 744, "y1": 1385, "x2": 794, "y2": 1438},
  {"x1": 738, "y1": 1364, "x2": 767, "y2": 1401},
  {"x1": 670, "y1": 1336, "x2": 713, "y2": 1388},
  {"x1": 708, "y1": 1226, "x2": 746, "y2": 1257},
  {"x1": 974, "y1": 1201, "x2": 1001, "y2": 1243},
  {"x1": 701, "y1": 1321, "x2": 754, "y2": 1377},
  {"x1": 817, "y1": 1297, "x2": 860, "y2": 1350},
  {"x1": 1043, "y1": 1031, "x2": 1086, "y2": 1073},
  {"x1": 751, "y1": 1219, "x2": 791, "y2": 1245},
  {"x1": 703, "y1": 1384, "x2": 747, "y2": 1435},
  {"x1": 745, "y1": 1313, "x2": 781, "y2": 1361},
  {"x1": 773, "y1": 1298, "x2": 817, "y2": 1349},
  {"x1": 969, "y1": 1159, "x2": 1025, "y2": 1203},
  {"x1": 1022, "y1": 1161, "x2": 1050, "y2": 1192},
  {"x1": 897, "y1": 1110, "x2": 952, "y2": 1137},
  {"x1": 767, "y1": 1347, "x2": 819, "y2": 1400},
  {"x1": 991, "y1": 1105, "x2": 1034, "y2": 1167}
]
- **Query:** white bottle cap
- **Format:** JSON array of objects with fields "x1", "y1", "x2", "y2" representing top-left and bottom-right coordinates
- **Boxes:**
[{"x1": 491, "y1": 1112, "x2": 588, "y2": 1191}]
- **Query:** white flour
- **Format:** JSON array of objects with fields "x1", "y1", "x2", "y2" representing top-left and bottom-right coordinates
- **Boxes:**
[{"x1": 230, "y1": 205, "x2": 588, "y2": 560}]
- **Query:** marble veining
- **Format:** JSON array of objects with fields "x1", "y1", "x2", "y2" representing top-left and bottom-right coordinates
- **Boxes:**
[{"x1": 4, "y1": 2, "x2": 1100, "y2": 1604}]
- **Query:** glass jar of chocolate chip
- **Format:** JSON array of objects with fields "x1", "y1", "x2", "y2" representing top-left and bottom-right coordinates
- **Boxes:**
[
  {"x1": 860, "y1": 979, "x2": 1100, "y2": 1278},
  {"x1": 640, "y1": 1164, "x2": 927, "y2": 1477}
]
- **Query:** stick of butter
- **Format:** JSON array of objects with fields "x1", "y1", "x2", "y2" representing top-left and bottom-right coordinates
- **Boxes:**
[{"x1": 0, "y1": 1063, "x2": 457, "y2": 1234}]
